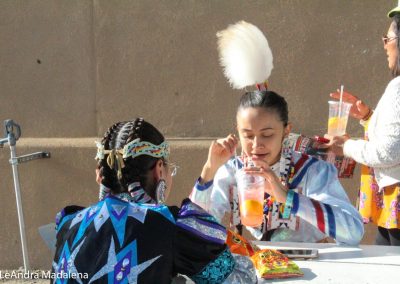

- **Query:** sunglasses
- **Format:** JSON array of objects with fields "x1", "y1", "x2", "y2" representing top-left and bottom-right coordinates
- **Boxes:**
[
  {"x1": 165, "y1": 162, "x2": 179, "y2": 177},
  {"x1": 382, "y1": 34, "x2": 399, "y2": 45}
]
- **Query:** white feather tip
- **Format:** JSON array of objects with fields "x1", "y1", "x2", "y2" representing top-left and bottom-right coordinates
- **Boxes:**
[{"x1": 217, "y1": 21, "x2": 273, "y2": 89}]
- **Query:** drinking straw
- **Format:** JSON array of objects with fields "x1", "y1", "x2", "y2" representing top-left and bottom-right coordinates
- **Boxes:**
[
  {"x1": 339, "y1": 85, "x2": 344, "y2": 118},
  {"x1": 235, "y1": 147, "x2": 239, "y2": 171}
]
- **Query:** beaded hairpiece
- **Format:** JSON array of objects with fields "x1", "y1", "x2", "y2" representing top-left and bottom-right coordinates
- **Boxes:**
[
  {"x1": 122, "y1": 138, "x2": 170, "y2": 159},
  {"x1": 95, "y1": 138, "x2": 170, "y2": 161},
  {"x1": 95, "y1": 138, "x2": 169, "y2": 179}
]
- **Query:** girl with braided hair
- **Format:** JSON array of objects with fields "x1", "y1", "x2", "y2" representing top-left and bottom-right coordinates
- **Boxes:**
[{"x1": 52, "y1": 118, "x2": 256, "y2": 283}]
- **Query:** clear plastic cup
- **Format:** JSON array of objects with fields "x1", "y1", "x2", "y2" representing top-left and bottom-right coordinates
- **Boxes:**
[
  {"x1": 235, "y1": 169, "x2": 265, "y2": 227},
  {"x1": 327, "y1": 101, "x2": 352, "y2": 136}
]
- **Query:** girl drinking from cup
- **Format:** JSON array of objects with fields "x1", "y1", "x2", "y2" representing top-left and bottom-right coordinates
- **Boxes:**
[{"x1": 190, "y1": 90, "x2": 364, "y2": 245}]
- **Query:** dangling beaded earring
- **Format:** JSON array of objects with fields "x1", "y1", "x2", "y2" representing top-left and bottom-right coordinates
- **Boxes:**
[{"x1": 155, "y1": 179, "x2": 167, "y2": 204}]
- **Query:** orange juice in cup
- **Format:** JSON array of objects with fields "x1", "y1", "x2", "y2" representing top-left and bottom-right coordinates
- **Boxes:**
[
  {"x1": 236, "y1": 169, "x2": 265, "y2": 227},
  {"x1": 240, "y1": 199, "x2": 264, "y2": 226},
  {"x1": 327, "y1": 101, "x2": 352, "y2": 136}
]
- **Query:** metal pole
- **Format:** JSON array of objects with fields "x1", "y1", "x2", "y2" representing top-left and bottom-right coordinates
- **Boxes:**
[
  {"x1": 8, "y1": 139, "x2": 30, "y2": 272},
  {"x1": 1, "y1": 120, "x2": 49, "y2": 271}
]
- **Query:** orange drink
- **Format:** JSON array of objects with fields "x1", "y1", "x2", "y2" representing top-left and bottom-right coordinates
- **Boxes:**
[
  {"x1": 240, "y1": 199, "x2": 264, "y2": 226},
  {"x1": 236, "y1": 169, "x2": 265, "y2": 227},
  {"x1": 328, "y1": 116, "x2": 348, "y2": 136},
  {"x1": 327, "y1": 101, "x2": 352, "y2": 136}
]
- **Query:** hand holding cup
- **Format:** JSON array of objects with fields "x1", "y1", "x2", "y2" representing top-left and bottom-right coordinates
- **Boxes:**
[
  {"x1": 244, "y1": 159, "x2": 288, "y2": 203},
  {"x1": 330, "y1": 90, "x2": 371, "y2": 120}
]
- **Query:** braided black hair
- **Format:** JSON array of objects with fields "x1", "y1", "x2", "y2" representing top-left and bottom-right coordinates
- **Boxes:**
[
  {"x1": 98, "y1": 118, "x2": 165, "y2": 197},
  {"x1": 237, "y1": 90, "x2": 289, "y2": 126}
]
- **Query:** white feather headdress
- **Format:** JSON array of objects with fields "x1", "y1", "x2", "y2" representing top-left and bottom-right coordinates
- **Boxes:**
[{"x1": 217, "y1": 21, "x2": 273, "y2": 90}]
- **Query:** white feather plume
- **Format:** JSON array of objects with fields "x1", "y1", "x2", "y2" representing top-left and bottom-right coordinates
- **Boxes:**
[{"x1": 217, "y1": 21, "x2": 273, "y2": 89}]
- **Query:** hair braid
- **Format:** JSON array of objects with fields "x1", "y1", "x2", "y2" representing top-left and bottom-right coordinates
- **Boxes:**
[
  {"x1": 98, "y1": 122, "x2": 126, "y2": 193},
  {"x1": 118, "y1": 118, "x2": 148, "y2": 190}
]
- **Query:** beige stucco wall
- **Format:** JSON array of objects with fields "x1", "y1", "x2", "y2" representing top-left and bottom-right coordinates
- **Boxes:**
[{"x1": 0, "y1": 0, "x2": 394, "y2": 269}]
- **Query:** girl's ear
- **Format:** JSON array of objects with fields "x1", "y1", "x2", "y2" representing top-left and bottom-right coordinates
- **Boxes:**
[
  {"x1": 284, "y1": 123, "x2": 292, "y2": 138},
  {"x1": 95, "y1": 168, "x2": 102, "y2": 185},
  {"x1": 152, "y1": 159, "x2": 165, "y2": 183}
]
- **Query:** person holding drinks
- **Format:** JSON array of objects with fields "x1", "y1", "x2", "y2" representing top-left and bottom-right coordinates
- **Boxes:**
[
  {"x1": 190, "y1": 89, "x2": 364, "y2": 245},
  {"x1": 326, "y1": 6, "x2": 400, "y2": 246}
]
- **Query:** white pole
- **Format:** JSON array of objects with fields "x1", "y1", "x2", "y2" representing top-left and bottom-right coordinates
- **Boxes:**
[{"x1": 9, "y1": 143, "x2": 30, "y2": 272}]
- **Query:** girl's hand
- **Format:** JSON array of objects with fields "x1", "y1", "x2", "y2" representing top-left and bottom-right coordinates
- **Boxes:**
[
  {"x1": 208, "y1": 134, "x2": 238, "y2": 169},
  {"x1": 244, "y1": 159, "x2": 288, "y2": 203},
  {"x1": 320, "y1": 134, "x2": 350, "y2": 156},
  {"x1": 200, "y1": 134, "x2": 238, "y2": 183},
  {"x1": 330, "y1": 90, "x2": 371, "y2": 120}
]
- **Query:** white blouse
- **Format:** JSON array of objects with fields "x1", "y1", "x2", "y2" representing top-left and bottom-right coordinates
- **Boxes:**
[
  {"x1": 190, "y1": 151, "x2": 364, "y2": 245},
  {"x1": 343, "y1": 76, "x2": 400, "y2": 188}
]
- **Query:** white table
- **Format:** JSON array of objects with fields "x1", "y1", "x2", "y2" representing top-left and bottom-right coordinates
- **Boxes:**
[{"x1": 253, "y1": 241, "x2": 400, "y2": 284}]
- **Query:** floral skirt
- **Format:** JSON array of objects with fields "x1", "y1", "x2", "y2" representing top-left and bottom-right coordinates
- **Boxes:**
[{"x1": 359, "y1": 165, "x2": 400, "y2": 229}]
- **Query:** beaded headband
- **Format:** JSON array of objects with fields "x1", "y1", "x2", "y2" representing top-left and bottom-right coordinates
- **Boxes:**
[
  {"x1": 95, "y1": 138, "x2": 170, "y2": 161},
  {"x1": 122, "y1": 138, "x2": 170, "y2": 159},
  {"x1": 95, "y1": 138, "x2": 170, "y2": 179}
]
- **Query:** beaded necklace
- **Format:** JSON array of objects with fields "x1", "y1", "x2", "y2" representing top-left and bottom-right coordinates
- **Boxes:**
[{"x1": 263, "y1": 138, "x2": 294, "y2": 215}]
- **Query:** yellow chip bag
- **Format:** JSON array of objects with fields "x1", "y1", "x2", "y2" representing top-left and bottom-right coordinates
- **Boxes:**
[{"x1": 251, "y1": 249, "x2": 304, "y2": 279}]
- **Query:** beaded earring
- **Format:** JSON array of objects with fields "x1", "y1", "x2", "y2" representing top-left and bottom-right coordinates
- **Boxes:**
[{"x1": 155, "y1": 179, "x2": 167, "y2": 204}]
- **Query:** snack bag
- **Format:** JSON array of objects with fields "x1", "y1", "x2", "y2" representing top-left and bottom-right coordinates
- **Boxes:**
[
  {"x1": 251, "y1": 249, "x2": 303, "y2": 279},
  {"x1": 226, "y1": 229, "x2": 259, "y2": 257},
  {"x1": 287, "y1": 133, "x2": 356, "y2": 178}
]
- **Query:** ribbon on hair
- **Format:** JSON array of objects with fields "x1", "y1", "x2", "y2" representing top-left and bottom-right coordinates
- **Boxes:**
[
  {"x1": 95, "y1": 141, "x2": 125, "y2": 179},
  {"x1": 107, "y1": 149, "x2": 125, "y2": 179}
]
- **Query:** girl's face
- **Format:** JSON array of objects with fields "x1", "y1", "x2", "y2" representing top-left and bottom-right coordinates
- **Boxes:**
[
  {"x1": 384, "y1": 22, "x2": 399, "y2": 70},
  {"x1": 237, "y1": 107, "x2": 290, "y2": 166}
]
